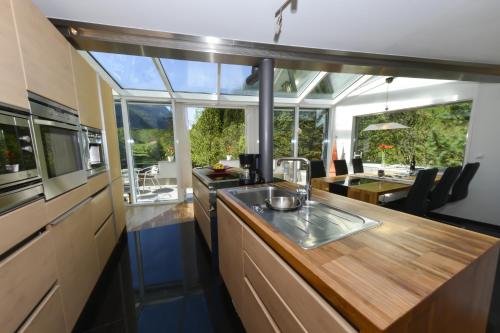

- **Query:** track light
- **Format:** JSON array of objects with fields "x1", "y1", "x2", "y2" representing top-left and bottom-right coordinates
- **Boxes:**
[{"x1": 275, "y1": 10, "x2": 283, "y2": 35}]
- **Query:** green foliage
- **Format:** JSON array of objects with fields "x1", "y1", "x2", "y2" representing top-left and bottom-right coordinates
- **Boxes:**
[
  {"x1": 354, "y1": 101, "x2": 471, "y2": 167},
  {"x1": 273, "y1": 109, "x2": 295, "y2": 158},
  {"x1": 298, "y1": 110, "x2": 329, "y2": 160},
  {"x1": 190, "y1": 108, "x2": 245, "y2": 167}
]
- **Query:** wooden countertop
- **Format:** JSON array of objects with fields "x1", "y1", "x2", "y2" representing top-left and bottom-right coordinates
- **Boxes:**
[{"x1": 217, "y1": 182, "x2": 500, "y2": 332}]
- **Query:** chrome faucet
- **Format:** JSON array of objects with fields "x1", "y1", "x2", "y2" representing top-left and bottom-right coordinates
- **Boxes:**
[{"x1": 276, "y1": 157, "x2": 311, "y2": 202}]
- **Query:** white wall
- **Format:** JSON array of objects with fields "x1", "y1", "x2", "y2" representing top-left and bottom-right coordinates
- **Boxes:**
[
  {"x1": 334, "y1": 81, "x2": 478, "y2": 161},
  {"x1": 436, "y1": 84, "x2": 500, "y2": 226}
]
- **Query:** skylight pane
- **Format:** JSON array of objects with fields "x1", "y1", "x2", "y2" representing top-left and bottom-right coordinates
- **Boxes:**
[
  {"x1": 220, "y1": 64, "x2": 258, "y2": 96},
  {"x1": 274, "y1": 69, "x2": 319, "y2": 97},
  {"x1": 91, "y1": 52, "x2": 165, "y2": 91},
  {"x1": 307, "y1": 73, "x2": 361, "y2": 99},
  {"x1": 161, "y1": 59, "x2": 217, "y2": 94}
]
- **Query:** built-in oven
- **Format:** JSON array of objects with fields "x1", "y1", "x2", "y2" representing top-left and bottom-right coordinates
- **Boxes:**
[
  {"x1": 0, "y1": 106, "x2": 43, "y2": 213},
  {"x1": 81, "y1": 126, "x2": 106, "y2": 177},
  {"x1": 29, "y1": 93, "x2": 87, "y2": 200}
]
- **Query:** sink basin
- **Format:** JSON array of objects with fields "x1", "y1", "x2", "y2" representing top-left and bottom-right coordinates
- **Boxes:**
[{"x1": 228, "y1": 186, "x2": 381, "y2": 249}]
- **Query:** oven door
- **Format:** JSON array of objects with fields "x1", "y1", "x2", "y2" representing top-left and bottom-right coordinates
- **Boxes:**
[
  {"x1": 0, "y1": 113, "x2": 39, "y2": 187},
  {"x1": 33, "y1": 119, "x2": 87, "y2": 200}
]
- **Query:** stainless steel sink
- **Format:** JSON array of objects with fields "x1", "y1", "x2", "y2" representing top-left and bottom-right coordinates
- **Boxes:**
[{"x1": 228, "y1": 186, "x2": 381, "y2": 249}]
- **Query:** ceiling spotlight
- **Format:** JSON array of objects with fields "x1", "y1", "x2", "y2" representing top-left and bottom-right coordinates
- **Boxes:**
[
  {"x1": 69, "y1": 27, "x2": 78, "y2": 36},
  {"x1": 275, "y1": 10, "x2": 283, "y2": 35}
]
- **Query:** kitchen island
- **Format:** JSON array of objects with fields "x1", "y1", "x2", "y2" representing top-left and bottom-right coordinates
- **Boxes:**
[{"x1": 216, "y1": 182, "x2": 499, "y2": 332}]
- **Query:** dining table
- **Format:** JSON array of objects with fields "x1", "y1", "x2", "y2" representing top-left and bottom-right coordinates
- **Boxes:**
[{"x1": 311, "y1": 172, "x2": 440, "y2": 205}]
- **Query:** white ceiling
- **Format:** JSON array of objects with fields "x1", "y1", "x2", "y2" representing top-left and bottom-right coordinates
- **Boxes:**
[{"x1": 33, "y1": 0, "x2": 500, "y2": 65}]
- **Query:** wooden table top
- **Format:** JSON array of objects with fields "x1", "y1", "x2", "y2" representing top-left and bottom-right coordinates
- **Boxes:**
[
  {"x1": 312, "y1": 173, "x2": 421, "y2": 193},
  {"x1": 217, "y1": 182, "x2": 500, "y2": 332}
]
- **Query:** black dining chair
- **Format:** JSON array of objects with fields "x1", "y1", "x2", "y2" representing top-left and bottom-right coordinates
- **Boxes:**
[
  {"x1": 384, "y1": 168, "x2": 438, "y2": 216},
  {"x1": 449, "y1": 162, "x2": 480, "y2": 202},
  {"x1": 333, "y1": 159, "x2": 349, "y2": 176},
  {"x1": 352, "y1": 158, "x2": 364, "y2": 174},
  {"x1": 310, "y1": 160, "x2": 326, "y2": 178},
  {"x1": 427, "y1": 166, "x2": 462, "y2": 210}
]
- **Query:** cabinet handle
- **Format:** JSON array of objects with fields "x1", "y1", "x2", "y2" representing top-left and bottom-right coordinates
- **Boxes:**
[{"x1": 50, "y1": 197, "x2": 92, "y2": 226}]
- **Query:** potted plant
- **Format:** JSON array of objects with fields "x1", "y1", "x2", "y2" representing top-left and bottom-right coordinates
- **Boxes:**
[
  {"x1": 226, "y1": 145, "x2": 233, "y2": 161},
  {"x1": 378, "y1": 144, "x2": 394, "y2": 166},
  {"x1": 4, "y1": 150, "x2": 19, "y2": 173},
  {"x1": 166, "y1": 145, "x2": 175, "y2": 162}
]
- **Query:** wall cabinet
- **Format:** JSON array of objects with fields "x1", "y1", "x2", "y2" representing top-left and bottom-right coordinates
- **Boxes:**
[
  {"x1": 50, "y1": 199, "x2": 99, "y2": 330},
  {"x1": 0, "y1": 0, "x2": 28, "y2": 110},
  {"x1": 72, "y1": 49, "x2": 101, "y2": 128},
  {"x1": 11, "y1": 0, "x2": 77, "y2": 109},
  {"x1": 100, "y1": 78, "x2": 122, "y2": 181},
  {"x1": 217, "y1": 199, "x2": 357, "y2": 333}
]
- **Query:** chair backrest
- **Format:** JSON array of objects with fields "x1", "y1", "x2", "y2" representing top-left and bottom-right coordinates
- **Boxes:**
[
  {"x1": 428, "y1": 166, "x2": 462, "y2": 210},
  {"x1": 449, "y1": 162, "x2": 480, "y2": 202},
  {"x1": 404, "y1": 168, "x2": 438, "y2": 216},
  {"x1": 310, "y1": 160, "x2": 326, "y2": 178},
  {"x1": 333, "y1": 159, "x2": 349, "y2": 176},
  {"x1": 352, "y1": 158, "x2": 364, "y2": 174}
]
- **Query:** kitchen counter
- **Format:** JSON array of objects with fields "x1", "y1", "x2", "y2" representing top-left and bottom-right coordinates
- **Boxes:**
[{"x1": 217, "y1": 182, "x2": 500, "y2": 332}]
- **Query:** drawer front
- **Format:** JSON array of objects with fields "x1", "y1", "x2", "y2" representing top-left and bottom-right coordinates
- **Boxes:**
[
  {"x1": 244, "y1": 252, "x2": 305, "y2": 333},
  {"x1": 192, "y1": 175, "x2": 211, "y2": 212},
  {"x1": 0, "y1": 230, "x2": 57, "y2": 333},
  {"x1": 0, "y1": 199, "x2": 48, "y2": 256},
  {"x1": 95, "y1": 215, "x2": 116, "y2": 271},
  {"x1": 193, "y1": 195, "x2": 211, "y2": 250},
  {"x1": 243, "y1": 227, "x2": 357, "y2": 333},
  {"x1": 18, "y1": 285, "x2": 66, "y2": 333},
  {"x1": 91, "y1": 187, "x2": 113, "y2": 233},
  {"x1": 87, "y1": 171, "x2": 109, "y2": 195},
  {"x1": 46, "y1": 184, "x2": 90, "y2": 222},
  {"x1": 242, "y1": 277, "x2": 279, "y2": 333}
]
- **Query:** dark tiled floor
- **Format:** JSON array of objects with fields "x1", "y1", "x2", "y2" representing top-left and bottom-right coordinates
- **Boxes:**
[{"x1": 74, "y1": 221, "x2": 244, "y2": 333}]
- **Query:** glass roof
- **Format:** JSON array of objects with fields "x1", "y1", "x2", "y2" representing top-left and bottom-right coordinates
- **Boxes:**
[
  {"x1": 220, "y1": 64, "x2": 259, "y2": 96},
  {"x1": 160, "y1": 59, "x2": 217, "y2": 94},
  {"x1": 307, "y1": 73, "x2": 362, "y2": 99},
  {"x1": 91, "y1": 52, "x2": 165, "y2": 91},
  {"x1": 89, "y1": 51, "x2": 367, "y2": 103}
]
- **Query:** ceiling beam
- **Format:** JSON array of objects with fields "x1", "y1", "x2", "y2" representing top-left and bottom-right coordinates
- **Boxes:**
[{"x1": 152, "y1": 58, "x2": 173, "y2": 98}]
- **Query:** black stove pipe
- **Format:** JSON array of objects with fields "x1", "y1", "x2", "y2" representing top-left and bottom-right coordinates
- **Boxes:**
[{"x1": 258, "y1": 58, "x2": 274, "y2": 183}]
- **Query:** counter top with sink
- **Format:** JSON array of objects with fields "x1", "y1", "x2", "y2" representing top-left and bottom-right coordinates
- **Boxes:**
[{"x1": 217, "y1": 181, "x2": 500, "y2": 332}]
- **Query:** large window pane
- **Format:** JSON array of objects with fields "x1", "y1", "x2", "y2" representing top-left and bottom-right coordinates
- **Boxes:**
[
  {"x1": 128, "y1": 103, "x2": 177, "y2": 203},
  {"x1": 273, "y1": 108, "x2": 295, "y2": 158},
  {"x1": 161, "y1": 59, "x2": 217, "y2": 94},
  {"x1": 220, "y1": 64, "x2": 259, "y2": 96},
  {"x1": 274, "y1": 69, "x2": 318, "y2": 97},
  {"x1": 91, "y1": 52, "x2": 165, "y2": 91},
  {"x1": 188, "y1": 107, "x2": 245, "y2": 167},
  {"x1": 298, "y1": 109, "x2": 330, "y2": 167},
  {"x1": 353, "y1": 101, "x2": 472, "y2": 167},
  {"x1": 307, "y1": 73, "x2": 361, "y2": 99}
]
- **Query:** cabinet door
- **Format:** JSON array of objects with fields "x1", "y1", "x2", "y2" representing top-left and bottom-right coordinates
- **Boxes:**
[
  {"x1": 90, "y1": 187, "x2": 113, "y2": 233},
  {"x1": 11, "y1": 0, "x2": 77, "y2": 109},
  {"x1": 111, "y1": 178, "x2": 126, "y2": 235},
  {"x1": 0, "y1": 0, "x2": 28, "y2": 110},
  {"x1": 95, "y1": 215, "x2": 116, "y2": 272},
  {"x1": 217, "y1": 199, "x2": 243, "y2": 315},
  {"x1": 50, "y1": 199, "x2": 99, "y2": 331},
  {"x1": 99, "y1": 78, "x2": 121, "y2": 181},
  {"x1": 72, "y1": 49, "x2": 101, "y2": 128}
]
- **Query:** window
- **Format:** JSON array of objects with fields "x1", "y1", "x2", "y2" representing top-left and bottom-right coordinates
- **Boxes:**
[
  {"x1": 160, "y1": 59, "x2": 217, "y2": 94},
  {"x1": 307, "y1": 73, "x2": 361, "y2": 99},
  {"x1": 188, "y1": 107, "x2": 246, "y2": 167},
  {"x1": 298, "y1": 109, "x2": 330, "y2": 167},
  {"x1": 91, "y1": 52, "x2": 165, "y2": 91},
  {"x1": 220, "y1": 64, "x2": 259, "y2": 96},
  {"x1": 273, "y1": 108, "x2": 295, "y2": 158},
  {"x1": 274, "y1": 69, "x2": 319, "y2": 97},
  {"x1": 353, "y1": 101, "x2": 472, "y2": 167}
]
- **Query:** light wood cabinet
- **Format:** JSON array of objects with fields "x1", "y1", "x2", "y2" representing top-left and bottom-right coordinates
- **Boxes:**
[
  {"x1": 193, "y1": 194, "x2": 212, "y2": 250},
  {"x1": 242, "y1": 277, "x2": 279, "y2": 333},
  {"x1": 0, "y1": 230, "x2": 57, "y2": 333},
  {"x1": 90, "y1": 187, "x2": 113, "y2": 233},
  {"x1": 11, "y1": 0, "x2": 77, "y2": 109},
  {"x1": 111, "y1": 178, "x2": 126, "y2": 235},
  {"x1": 72, "y1": 49, "x2": 101, "y2": 128},
  {"x1": 87, "y1": 171, "x2": 109, "y2": 195},
  {"x1": 217, "y1": 199, "x2": 244, "y2": 315},
  {"x1": 18, "y1": 285, "x2": 67, "y2": 333},
  {"x1": 99, "y1": 78, "x2": 121, "y2": 181},
  {"x1": 0, "y1": 0, "x2": 28, "y2": 110},
  {"x1": 45, "y1": 184, "x2": 90, "y2": 222},
  {"x1": 50, "y1": 199, "x2": 99, "y2": 331},
  {"x1": 95, "y1": 215, "x2": 116, "y2": 272}
]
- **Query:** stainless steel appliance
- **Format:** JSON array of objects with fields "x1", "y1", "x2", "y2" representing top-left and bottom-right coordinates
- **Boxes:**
[
  {"x1": 239, "y1": 153, "x2": 260, "y2": 185},
  {"x1": 29, "y1": 93, "x2": 87, "y2": 200},
  {"x1": 81, "y1": 126, "x2": 106, "y2": 177},
  {"x1": 0, "y1": 107, "x2": 43, "y2": 213}
]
